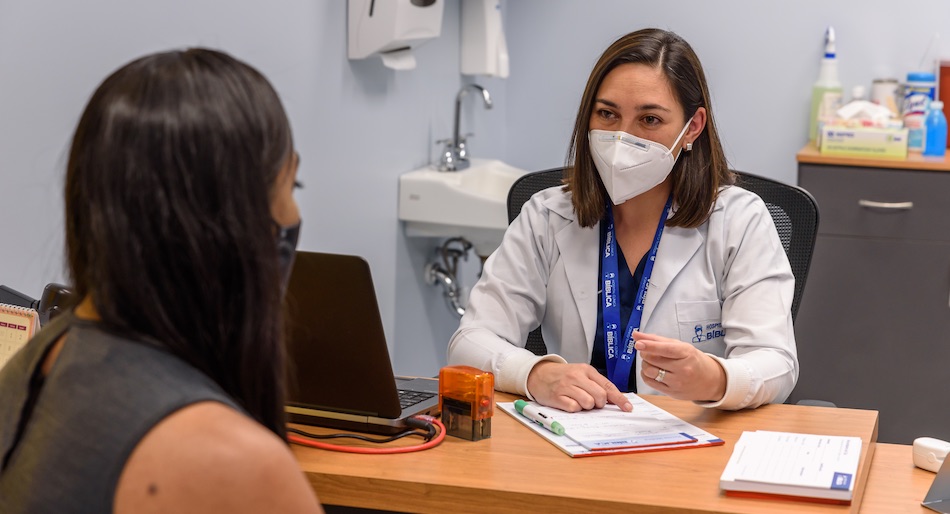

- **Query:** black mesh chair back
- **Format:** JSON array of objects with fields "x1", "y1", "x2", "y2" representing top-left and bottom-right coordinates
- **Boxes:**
[
  {"x1": 505, "y1": 168, "x2": 819, "y2": 356},
  {"x1": 506, "y1": 168, "x2": 565, "y2": 356},
  {"x1": 732, "y1": 170, "x2": 820, "y2": 321},
  {"x1": 506, "y1": 167, "x2": 566, "y2": 223}
]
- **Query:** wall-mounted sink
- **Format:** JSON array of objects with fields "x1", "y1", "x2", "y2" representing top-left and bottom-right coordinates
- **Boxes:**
[{"x1": 398, "y1": 158, "x2": 529, "y2": 257}]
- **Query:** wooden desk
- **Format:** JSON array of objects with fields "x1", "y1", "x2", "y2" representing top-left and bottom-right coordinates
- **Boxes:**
[
  {"x1": 860, "y1": 443, "x2": 935, "y2": 513},
  {"x1": 293, "y1": 394, "x2": 878, "y2": 513}
]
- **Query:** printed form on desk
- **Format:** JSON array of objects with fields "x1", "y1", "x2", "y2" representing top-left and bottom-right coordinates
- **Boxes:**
[
  {"x1": 498, "y1": 393, "x2": 724, "y2": 457},
  {"x1": 719, "y1": 430, "x2": 862, "y2": 504}
]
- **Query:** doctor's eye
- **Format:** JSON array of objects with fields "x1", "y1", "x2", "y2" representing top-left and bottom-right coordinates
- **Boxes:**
[
  {"x1": 596, "y1": 109, "x2": 618, "y2": 121},
  {"x1": 641, "y1": 115, "x2": 662, "y2": 126}
]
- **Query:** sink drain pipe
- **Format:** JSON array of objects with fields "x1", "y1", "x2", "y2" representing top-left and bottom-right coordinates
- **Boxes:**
[{"x1": 425, "y1": 237, "x2": 480, "y2": 318}]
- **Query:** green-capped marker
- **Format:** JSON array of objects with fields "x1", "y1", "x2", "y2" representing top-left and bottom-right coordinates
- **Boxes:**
[{"x1": 513, "y1": 399, "x2": 565, "y2": 436}]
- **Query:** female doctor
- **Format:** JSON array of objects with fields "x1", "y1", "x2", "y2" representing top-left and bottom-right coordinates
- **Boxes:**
[{"x1": 447, "y1": 28, "x2": 798, "y2": 413}]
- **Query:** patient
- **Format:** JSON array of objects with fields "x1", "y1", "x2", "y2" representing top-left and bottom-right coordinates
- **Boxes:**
[
  {"x1": 0, "y1": 49, "x2": 323, "y2": 513},
  {"x1": 448, "y1": 28, "x2": 798, "y2": 412}
]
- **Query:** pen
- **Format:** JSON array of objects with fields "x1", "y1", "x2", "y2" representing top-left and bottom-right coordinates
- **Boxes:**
[{"x1": 514, "y1": 399, "x2": 565, "y2": 436}]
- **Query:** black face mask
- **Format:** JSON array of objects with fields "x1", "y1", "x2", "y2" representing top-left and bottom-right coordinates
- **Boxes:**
[{"x1": 276, "y1": 220, "x2": 301, "y2": 295}]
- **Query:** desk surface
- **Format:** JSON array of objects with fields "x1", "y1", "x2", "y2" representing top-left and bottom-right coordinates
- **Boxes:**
[
  {"x1": 861, "y1": 443, "x2": 935, "y2": 513},
  {"x1": 293, "y1": 394, "x2": 880, "y2": 514}
]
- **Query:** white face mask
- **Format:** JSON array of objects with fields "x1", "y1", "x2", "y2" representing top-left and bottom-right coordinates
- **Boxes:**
[{"x1": 588, "y1": 119, "x2": 692, "y2": 205}]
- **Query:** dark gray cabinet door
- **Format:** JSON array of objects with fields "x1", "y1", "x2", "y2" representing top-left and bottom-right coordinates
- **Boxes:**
[
  {"x1": 798, "y1": 164, "x2": 950, "y2": 241},
  {"x1": 791, "y1": 235, "x2": 950, "y2": 443}
]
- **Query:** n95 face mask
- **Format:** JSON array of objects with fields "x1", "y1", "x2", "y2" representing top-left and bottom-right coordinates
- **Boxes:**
[{"x1": 589, "y1": 119, "x2": 692, "y2": 205}]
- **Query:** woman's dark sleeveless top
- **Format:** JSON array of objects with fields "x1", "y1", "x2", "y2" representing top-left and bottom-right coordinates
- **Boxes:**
[{"x1": 0, "y1": 314, "x2": 239, "y2": 513}]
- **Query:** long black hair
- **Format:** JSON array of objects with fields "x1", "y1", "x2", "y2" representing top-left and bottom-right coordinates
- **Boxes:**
[{"x1": 65, "y1": 48, "x2": 293, "y2": 438}]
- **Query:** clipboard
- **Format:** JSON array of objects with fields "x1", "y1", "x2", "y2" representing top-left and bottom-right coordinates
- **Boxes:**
[
  {"x1": 0, "y1": 303, "x2": 40, "y2": 370},
  {"x1": 498, "y1": 394, "x2": 724, "y2": 458},
  {"x1": 573, "y1": 431, "x2": 697, "y2": 451}
]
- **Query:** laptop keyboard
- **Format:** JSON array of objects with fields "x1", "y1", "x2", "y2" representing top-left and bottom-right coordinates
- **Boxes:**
[{"x1": 398, "y1": 390, "x2": 436, "y2": 409}]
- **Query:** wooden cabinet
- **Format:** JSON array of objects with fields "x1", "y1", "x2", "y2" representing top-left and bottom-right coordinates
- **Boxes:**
[{"x1": 791, "y1": 145, "x2": 950, "y2": 444}]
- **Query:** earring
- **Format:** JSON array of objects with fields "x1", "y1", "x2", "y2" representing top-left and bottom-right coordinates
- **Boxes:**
[{"x1": 685, "y1": 142, "x2": 693, "y2": 152}]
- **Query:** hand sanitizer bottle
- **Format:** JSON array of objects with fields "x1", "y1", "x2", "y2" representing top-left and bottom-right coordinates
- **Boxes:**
[
  {"x1": 923, "y1": 100, "x2": 947, "y2": 157},
  {"x1": 905, "y1": 72, "x2": 937, "y2": 152},
  {"x1": 809, "y1": 27, "x2": 843, "y2": 142}
]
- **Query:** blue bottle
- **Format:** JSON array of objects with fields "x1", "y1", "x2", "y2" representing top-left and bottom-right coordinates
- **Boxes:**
[{"x1": 924, "y1": 100, "x2": 948, "y2": 157}]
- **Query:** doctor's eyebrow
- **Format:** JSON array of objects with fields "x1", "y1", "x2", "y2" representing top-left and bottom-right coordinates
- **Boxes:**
[
  {"x1": 594, "y1": 98, "x2": 672, "y2": 113},
  {"x1": 633, "y1": 102, "x2": 672, "y2": 113},
  {"x1": 595, "y1": 98, "x2": 620, "y2": 109}
]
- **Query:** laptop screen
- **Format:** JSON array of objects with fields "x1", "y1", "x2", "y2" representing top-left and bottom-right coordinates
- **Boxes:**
[{"x1": 284, "y1": 251, "x2": 403, "y2": 419}]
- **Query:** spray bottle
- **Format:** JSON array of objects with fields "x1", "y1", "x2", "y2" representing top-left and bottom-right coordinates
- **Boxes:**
[{"x1": 809, "y1": 26, "x2": 843, "y2": 142}]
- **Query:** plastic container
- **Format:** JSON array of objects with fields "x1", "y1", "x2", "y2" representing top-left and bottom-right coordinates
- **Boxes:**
[
  {"x1": 923, "y1": 100, "x2": 947, "y2": 157},
  {"x1": 809, "y1": 27, "x2": 843, "y2": 141},
  {"x1": 871, "y1": 78, "x2": 900, "y2": 115},
  {"x1": 903, "y1": 71, "x2": 936, "y2": 152},
  {"x1": 850, "y1": 85, "x2": 866, "y2": 102}
]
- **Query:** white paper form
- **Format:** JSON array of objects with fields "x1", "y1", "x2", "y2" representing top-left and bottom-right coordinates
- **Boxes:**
[
  {"x1": 498, "y1": 393, "x2": 724, "y2": 457},
  {"x1": 721, "y1": 431, "x2": 861, "y2": 492}
]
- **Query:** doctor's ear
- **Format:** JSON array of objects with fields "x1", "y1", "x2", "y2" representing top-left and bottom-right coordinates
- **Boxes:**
[{"x1": 684, "y1": 107, "x2": 707, "y2": 150}]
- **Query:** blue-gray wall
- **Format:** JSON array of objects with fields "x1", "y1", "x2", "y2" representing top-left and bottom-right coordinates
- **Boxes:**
[
  {"x1": 2, "y1": 0, "x2": 949, "y2": 376},
  {"x1": 504, "y1": 0, "x2": 950, "y2": 182}
]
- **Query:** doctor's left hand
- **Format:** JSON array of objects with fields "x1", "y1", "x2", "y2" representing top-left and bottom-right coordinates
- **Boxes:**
[{"x1": 633, "y1": 332, "x2": 726, "y2": 402}]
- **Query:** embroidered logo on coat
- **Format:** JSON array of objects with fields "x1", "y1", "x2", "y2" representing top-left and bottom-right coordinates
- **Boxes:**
[{"x1": 692, "y1": 322, "x2": 725, "y2": 343}]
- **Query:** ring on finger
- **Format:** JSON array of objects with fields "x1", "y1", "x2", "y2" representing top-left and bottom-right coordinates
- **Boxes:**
[{"x1": 655, "y1": 368, "x2": 667, "y2": 384}]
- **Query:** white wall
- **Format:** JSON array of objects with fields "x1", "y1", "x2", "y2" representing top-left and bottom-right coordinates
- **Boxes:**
[{"x1": 2, "y1": 0, "x2": 950, "y2": 377}]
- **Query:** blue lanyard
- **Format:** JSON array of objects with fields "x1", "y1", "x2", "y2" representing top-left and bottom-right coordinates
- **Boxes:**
[{"x1": 601, "y1": 195, "x2": 672, "y2": 390}]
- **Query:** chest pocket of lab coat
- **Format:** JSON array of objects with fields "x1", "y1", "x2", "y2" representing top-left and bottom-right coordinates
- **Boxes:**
[{"x1": 676, "y1": 301, "x2": 724, "y2": 349}]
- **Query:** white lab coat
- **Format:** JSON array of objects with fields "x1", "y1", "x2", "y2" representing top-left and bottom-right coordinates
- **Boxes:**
[{"x1": 447, "y1": 184, "x2": 799, "y2": 410}]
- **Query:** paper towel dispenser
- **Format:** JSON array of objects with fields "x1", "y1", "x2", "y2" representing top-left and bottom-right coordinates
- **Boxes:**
[
  {"x1": 347, "y1": 0, "x2": 444, "y2": 70},
  {"x1": 461, "y1": 0, "x2": 509, "y2": 78}
]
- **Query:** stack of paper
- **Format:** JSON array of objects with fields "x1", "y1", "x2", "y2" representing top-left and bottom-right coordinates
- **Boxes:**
[{"x1": 720, "y1": 430, "x2": 862, "y2": 504}]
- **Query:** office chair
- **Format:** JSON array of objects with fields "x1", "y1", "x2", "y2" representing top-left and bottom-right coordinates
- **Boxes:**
[
  {"x1": 0, "y1": 283, "x2": 74, "y2": 326},
  {"x1": 731, "y1": 170, "x2": 819, "y2": 321},
  {"x1": 505, "y1": 167, "x2": 820, "y2": 357},
  {"x1": 505, "y1": 168, "x2": 566, "y2": 356}
]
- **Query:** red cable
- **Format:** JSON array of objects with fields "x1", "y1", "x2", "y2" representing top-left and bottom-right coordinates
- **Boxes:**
[{"x1": 289, "y1": 416, "x2": 445, "y2": 454}]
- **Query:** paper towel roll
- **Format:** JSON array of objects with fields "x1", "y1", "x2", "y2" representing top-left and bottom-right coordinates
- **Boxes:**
[{"x1": 380, "y1": 49, "x2": 416, "y2": 70}]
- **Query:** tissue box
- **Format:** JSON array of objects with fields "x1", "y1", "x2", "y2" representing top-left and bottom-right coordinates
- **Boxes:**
[{"x1": 819, "y1": 126, "x2": 909, "y2": 159}]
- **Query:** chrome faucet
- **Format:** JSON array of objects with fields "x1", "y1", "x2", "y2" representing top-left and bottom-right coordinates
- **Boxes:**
[{"x1": 437, "y1": 84, "x2": 492, "y2": 171}]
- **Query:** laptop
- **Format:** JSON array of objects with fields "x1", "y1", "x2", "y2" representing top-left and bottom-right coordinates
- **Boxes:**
[
  {"x1": 284, "y1": 251, "x2": 440, "y2": 434},
  {"x1": 924, "y1": 452, "x2": 950, "y2": 512}
]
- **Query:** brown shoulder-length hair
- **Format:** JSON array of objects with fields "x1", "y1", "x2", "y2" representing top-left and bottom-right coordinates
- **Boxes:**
[
  {"x1": 65, "y1": 49, "x2": 292, "y2": 439},
  {"x1": 565, "y1": 28, "x2": 733, "y2": 228}
]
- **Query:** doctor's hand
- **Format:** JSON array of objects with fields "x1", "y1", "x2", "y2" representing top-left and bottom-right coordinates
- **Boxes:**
[
  {"x1": 526, "y1": 361, "x2": 633, "y2": 413},
  {"x1": 633, "y1": 332, "x2": 726, "y2": 403}
]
